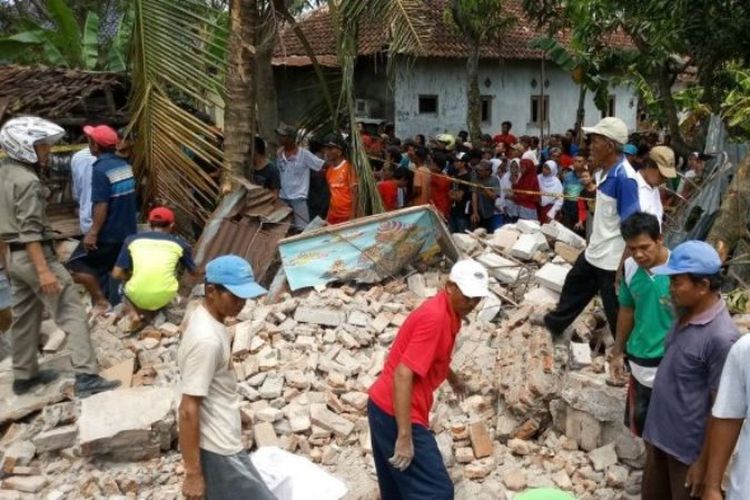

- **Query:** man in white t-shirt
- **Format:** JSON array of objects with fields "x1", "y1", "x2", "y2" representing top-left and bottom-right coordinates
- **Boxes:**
[
  {"x1": 178, "y1": 255, "x2": 274, "y2": 500},
  {"x1": 542, "y1": 117, "x2": 641, "y2": 340},
  {"x1": 635, "y1": 146, "x2": 677, "y2": 227},
  {"x1": 275, "y1": 125, "x2": 325, "y2": 231},
  {"x1": 70, "y1": 147, "x2": 96, "y2": 234},
  {"x1": 704, "y1": 334, "x2": 750, "y2": 500}
]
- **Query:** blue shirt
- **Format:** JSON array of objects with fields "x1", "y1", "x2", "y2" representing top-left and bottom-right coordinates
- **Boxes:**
[
  {"x1": 643, "y1": 298, "x2": 738, "y2": 465},
  {"x1": 562, "y1": 170, "x2": 583, "y2": 198},
  {"x1": 91, "y1": 152, "x2": 137, "y2": 243}
]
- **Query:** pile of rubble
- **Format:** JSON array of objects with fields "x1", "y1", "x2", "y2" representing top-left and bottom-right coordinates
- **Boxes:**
[{"x1": 0, "y1": 219, "x2": 647, "y2": 499}]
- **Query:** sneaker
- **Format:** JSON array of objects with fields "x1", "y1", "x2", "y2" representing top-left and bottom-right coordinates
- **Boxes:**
[
  {"x1": 12, "y1": 369, "x2": 59, "y2": 395},
  {"x1": 74, "y1": 373, "x2": 121, "y2": 398}
]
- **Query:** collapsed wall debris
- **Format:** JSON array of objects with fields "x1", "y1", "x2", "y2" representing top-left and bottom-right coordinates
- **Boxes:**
[{"x1": 0, "y1": 216, "x2": 659, "y2": 499}]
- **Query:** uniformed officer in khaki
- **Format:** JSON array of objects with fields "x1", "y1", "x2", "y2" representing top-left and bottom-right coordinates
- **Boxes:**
[{"x1": 0, "y1": 116, "x2": 119, "y2": 397}]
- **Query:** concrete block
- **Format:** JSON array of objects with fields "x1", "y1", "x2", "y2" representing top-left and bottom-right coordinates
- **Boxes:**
[
  {"x1": 32, "y1": 425, "x2": 77, "y2": 453},
  {"x1": 476, "y1": 293, "x2": 502, "y2": 323},
  {"x1": 469, "y1": 421, "x2": 493, "y2": 459},
  {"x1": 341, "y1": 392, "x2": 369, "y2": 411},
  {"x1": 476, "y1": 253, "x2": 521, "y2": 284},
  {"x1": 511, "y1": 232, "x2": 549, "y2": 260},
  {"x1": 534, "y1": 263, "x2": 571, "y2": 293},
  {"x1": 452, "y1": 233, "x2": 478, "y2": 254},
  {"x1": 309, "y1": 404, "x2": 354, "y2": 438},
  {"x1": 569, "y1": 342, "x2": 592, "y2": 369},
  {"x1": 464, "y1": 457, "x2": 495, "y2": 480},
  {"x1": 561, "y1": 372, "x2": 627, "y2": 423},
  {"x1": 42, "y1": 329, "x2": 66, "y2": 352},
  {"x1": 78, "y1": 387, "x2": 175, "y2": 461},
  {"x1": 1, "y1": 441, "x2": 35, "y2": 473},
  {"x1": 516, "y1": 219, "x2": 541, "y2": 234},
  {"x1": 1, "y1": 475, "x2": 47, "y2": 493},
  {"x1": 253, "y1": 422, "x2": 278, "y2": 448},
  {"x1": 293, "y1": 307, "x2": 345, "y2": 327},
  {"x1": 549, "y1": 220, "x2": 586, "y2": 249},
  {"x1": 455, "y1": 447, "x2": 474, "y2": 464},
  {"x1": 347, "y1": 311, "x2": 370, "y2": 327},
  {"x1": 491, "y1": 228, "x2": 520, "y2": 250},
  {"x1": 255, "y1": 407, "x2": 283, "y2": 423},
  {"x1": 589, "y1": 443, "x2": 618, "y2": 471},
  {"x1": 259, "y1": 374, "x2": 284, "y2": 399},
  {"x1": 407, "y1": 274, "x2": 436, "y2": 298},
  {"x1": 554, "y1": 241, "x2": 583, "y2": 264},
  {"x1": 523, "y1": 286, "x2": 560, "y2": 307},
  {"x1": 231, "y1": 320, "x2": 263, "y2": 357}
]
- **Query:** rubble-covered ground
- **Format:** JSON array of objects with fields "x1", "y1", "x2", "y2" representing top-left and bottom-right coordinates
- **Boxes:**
[{"x1": 0, "y1": 220, "x2": 666, "y2": 499}]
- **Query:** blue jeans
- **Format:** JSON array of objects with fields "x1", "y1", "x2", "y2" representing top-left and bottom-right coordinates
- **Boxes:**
[{"x1": 368, "y1": 399, "x2": 453, "y2": 500}]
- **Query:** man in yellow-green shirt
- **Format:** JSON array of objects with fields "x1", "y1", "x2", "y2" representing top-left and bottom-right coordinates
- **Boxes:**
[{"x1": 113, "y1": 207, "x2": 198, "y2": 331}]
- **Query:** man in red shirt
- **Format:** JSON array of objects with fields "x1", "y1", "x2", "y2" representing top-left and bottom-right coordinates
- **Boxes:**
[
  {"x1": 493, "y1": 121, "x2": 517, "y2": 150},
  {"x1": 368, "y1": 259, "x2": 490, "y2": 499}
]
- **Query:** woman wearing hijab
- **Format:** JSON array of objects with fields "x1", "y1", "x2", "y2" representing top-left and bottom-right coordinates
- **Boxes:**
[
  {"x1": 512, "y1": 158, "x2": 541, "y2": 221},
  {"x1": 538, "y1": 160, "x2": 563, "y2": 223}
]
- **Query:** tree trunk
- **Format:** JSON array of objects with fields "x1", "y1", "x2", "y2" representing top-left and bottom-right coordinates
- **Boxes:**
[
  {"x1": 574, "y1": 84, "x2": 586, "y2": 145},
  {"x1": 656, "y1": 63, "x2": 692, "y2": 158},
  {"x1": 707, "y1": 152, "x2": 750, "y2": 262},
  {"x1": 223, "y1": 0, "x2": 257, "y2": 184},
  {"x1": 255, "y1": 31, "x2": 278, "y2": 144},
  {"x1": 466, "y1": 41, "x2": 482, "y2": 143}
]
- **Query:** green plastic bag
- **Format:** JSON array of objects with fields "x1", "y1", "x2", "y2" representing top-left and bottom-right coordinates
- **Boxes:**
[{"x1": 515, "y1": 488, "x2": 577, "y2": 500}]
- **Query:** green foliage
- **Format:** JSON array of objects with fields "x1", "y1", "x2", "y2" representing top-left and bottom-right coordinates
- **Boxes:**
[
  {"x1": 445, "y1": 0, "x2": 513, "y2": 43},
  {"x1": 0, "y1": 0, "x2": 133, "y2": 71},
  {"x1": 722, "y1": 66, "x2": 750, "y2": 141}
]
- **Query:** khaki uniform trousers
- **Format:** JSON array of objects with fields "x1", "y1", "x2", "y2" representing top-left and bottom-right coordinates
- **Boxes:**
[{"x1": 7, "y1": 246, "x2": 97, "y2": 380}]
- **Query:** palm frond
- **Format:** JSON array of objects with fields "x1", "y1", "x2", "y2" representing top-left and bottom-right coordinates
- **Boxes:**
[{"x1": 129, "y1": 0, "x2": 228, "y2": 228}]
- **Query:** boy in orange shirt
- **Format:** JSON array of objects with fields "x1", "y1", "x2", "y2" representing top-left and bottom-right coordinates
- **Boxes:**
[{"x1": 324, "y1": 135, "x2": 358, "y2": 225}]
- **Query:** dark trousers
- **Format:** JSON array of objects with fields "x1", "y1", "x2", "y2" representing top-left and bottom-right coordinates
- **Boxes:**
[
  {"x1": 200, "y1": 448, "x2": 275, "y2": 500},
  {"x1": 368, "y1": 400, "x2": 453, "y2": 500},
  {"x1": 642, "y1": 444, "x2": 695, "y2": 500},
  {"x1": 625, "y1": 374, "x2": 652, "y2": 437},
  {"x1": 544, "y1": 253, "x2": 619, "y2": 337},
  {"x1": 449, "y1": 213, "x2": 470, "y2": 234}
]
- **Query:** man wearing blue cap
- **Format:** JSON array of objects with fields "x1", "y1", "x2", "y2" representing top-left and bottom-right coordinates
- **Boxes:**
[
  {"x1": 641, "y1": 241, "x2": 738, "y2": 500},
  {"x1": 177, "y1": 255, "x2": 274, "y2": 500}
]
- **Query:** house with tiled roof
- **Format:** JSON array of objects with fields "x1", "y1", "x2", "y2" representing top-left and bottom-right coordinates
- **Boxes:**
[{"x1": 273, "y1": 1, "x2": 639, "y2": 138}]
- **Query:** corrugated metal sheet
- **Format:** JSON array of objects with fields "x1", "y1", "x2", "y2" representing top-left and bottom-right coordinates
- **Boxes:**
[{"x1": 194, "y1": 179, "x2": 293, "y2": 285}]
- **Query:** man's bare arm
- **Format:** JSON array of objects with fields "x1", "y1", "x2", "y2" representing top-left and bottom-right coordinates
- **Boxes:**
[
  {"x1": 179, "y1": 394, "x2": 205, "y2": 499},
  {"x1": 704, "y1": 417, "x2": 743, "y2": 494}
]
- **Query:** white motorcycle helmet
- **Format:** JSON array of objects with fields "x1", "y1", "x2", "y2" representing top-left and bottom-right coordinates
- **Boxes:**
[{"x1": 0, "y1": 116, "x2": 65, "y2": 164}]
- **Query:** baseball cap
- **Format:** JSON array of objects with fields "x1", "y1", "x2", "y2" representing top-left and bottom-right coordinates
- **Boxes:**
[
  {"x1": 83, "y1": 125, "x2": 119, "y2": 148},
  {"x1": 623, "y1": 144, "x2": 637, "y2": 155},
  {"x1": 449, "y1": 259, "x2": 490, "y2": 298},
  {"x1": 148, "y1": 206, "x2": 175, "y2": 224},
  {"x1": 205, "y1": 255, "x2": 267, "y2": 299},
  {"x1": 649, "y1": 146, "x2": 677, "y2": 179},
  {"x1": 581, "y1": 117, "x2": 629, "y2": 145},
  {"x1": 651, "y1": 241, "x2": 721, "y2": 276}
]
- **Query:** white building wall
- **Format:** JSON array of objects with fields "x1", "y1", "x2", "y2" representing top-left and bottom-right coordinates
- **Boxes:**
[{"x1": 394, "y1": 58, "x2": 638, "y2": 140}]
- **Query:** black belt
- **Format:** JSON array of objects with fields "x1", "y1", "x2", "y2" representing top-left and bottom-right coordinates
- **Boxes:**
[{"x1": 8, "y1": 241, "x2": 53, "y2": 252}]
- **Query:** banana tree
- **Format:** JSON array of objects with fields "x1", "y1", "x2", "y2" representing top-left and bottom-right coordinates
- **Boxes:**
[{"x1": 0, "y1": 0, "x2": 133, "y2": 71}]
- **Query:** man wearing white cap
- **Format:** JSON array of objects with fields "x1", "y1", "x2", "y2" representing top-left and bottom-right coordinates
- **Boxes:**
[
  {"x1": 368, "y1": 259, "x2": 490, "y2": 499},
  {"x1": 543, "y1": 117, "x2": 641, "y2": 340},
  {"x1": 635, "y1": 146, "x2": 677, "y2": 226}
]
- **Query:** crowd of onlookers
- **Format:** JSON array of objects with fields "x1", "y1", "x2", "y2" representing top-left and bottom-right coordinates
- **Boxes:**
[{"x1": 249, "y1": 119, "x2": 710, "y2": 240}]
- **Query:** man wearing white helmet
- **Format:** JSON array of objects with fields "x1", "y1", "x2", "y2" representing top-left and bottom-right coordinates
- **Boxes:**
[
  {"x1": 368, "y1": 259, "x2": 490, "y2": 499},
  {"x1": 0, "y1": 117, "x2": 120, "y2": 397}
]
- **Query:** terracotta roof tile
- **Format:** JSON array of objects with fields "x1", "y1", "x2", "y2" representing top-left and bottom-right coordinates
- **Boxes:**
[{"x1": 274, "y1": 0, "x2": 632, "y2": 65}]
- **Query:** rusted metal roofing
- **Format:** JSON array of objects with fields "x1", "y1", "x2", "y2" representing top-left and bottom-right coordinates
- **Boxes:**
[
  {"x1": 0, "y1": 64, "x2": 127, "y2": 123},
  {"x1": 193, "y1": 178, "x2": 294, "y2": 286}
]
